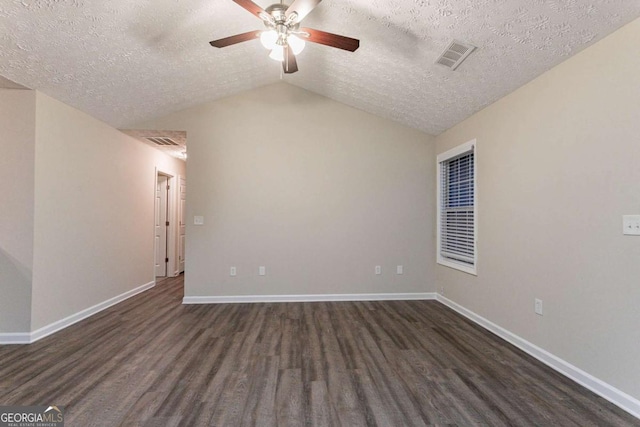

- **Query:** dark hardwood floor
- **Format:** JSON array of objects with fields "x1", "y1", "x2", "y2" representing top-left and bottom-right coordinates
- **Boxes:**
[{"x1": 0, "y1": 275, "x2": 638, "y2": 426}]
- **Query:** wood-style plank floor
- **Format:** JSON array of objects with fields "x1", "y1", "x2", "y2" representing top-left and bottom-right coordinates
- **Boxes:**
[{"x1": 0, "y1": 275, "x2": 638, "y2": 426}]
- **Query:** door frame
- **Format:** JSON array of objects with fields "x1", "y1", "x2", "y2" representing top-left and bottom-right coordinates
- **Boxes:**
[
  {"x1": 154, "y1": 169, "x2": 178, "y2": 279},
  {"x1": 177, "y1": 174, "x2": 186, "y2": 274},
  {"x1": 155, "y1": 174, "x2": 169, "y2": 277}
]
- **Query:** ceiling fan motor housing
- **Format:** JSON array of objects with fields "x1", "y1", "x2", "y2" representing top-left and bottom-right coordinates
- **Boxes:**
[
  {"x1": 264, "y1": 4, "x2": 300, "y2": 33},
  {"x1": 265, "y1": 4, "x2": 287, "y2": 22}
]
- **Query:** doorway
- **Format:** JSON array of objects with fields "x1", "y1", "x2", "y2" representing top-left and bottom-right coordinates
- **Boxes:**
[
  {"x1": 155, "y1": 174, "x2": 170, "y2": 277},
  {"x1": 178, "y1": 175, "x2": 186, "y2": 274},
  {"x1": 153, "y1": 170, "x2": 185, "y2": 280}
]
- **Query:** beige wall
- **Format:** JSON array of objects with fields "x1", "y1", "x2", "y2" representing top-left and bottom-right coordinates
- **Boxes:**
[
  {"x1": 137, "y1": 84, "x2": 435, "y2": 298},
  {"x1": 435, "y1": 18, "x2": 640, "y2": 400},
  {"x1": 30, "y1": 92, "x2": 186, "y2": 330},
  {"x1": 0, "y1": 89, "x2": 36, "y2": 332}
]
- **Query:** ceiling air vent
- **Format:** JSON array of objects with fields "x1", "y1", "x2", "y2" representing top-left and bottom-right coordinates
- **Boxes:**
[
  {"x1": 145, "y1": 137, "x2": 178, "y2": 146},
  {"x1": 436, "y1": 40, "x2": 476, "y2": 70}
]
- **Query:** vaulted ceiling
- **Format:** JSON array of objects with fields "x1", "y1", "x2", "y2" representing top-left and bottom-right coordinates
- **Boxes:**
[{"x1": 1, "y1": 0, "x2": 639, "y2": 135}]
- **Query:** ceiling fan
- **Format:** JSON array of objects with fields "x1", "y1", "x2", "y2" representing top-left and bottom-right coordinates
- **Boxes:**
[{"x1": 209, "y1": 0, "x2": 360, "y2": 74}]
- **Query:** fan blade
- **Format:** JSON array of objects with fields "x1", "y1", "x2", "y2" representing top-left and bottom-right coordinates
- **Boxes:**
[
  {"x1": 232, "y1": 0, "x2": 267, "y2": 19},
  {"x1": 210, "y1": 31, "x2": 259, "y2": 48},
  {"x1": 299, "y1": 27, "x2": 359, "y2": 52},
  {"x1": 286, "y1": 0, "x2": 322, "y2": 22},
  {"x1": 283, "y1": 45, "x2": 298, "y2": 74}
]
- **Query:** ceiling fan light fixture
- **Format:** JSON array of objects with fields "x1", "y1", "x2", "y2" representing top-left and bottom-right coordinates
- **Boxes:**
[
  {"x1": 269, "y1": 45, "x2": 285, "y2": 61},
  {"x1": 260, "y1": 29, "x2": 278, "y2": 49},
  {"x1": 288, "y1": 35, "x2": 305, "y2": 55},
  {"x1": 209, "y1": 0, "x2": 360, "y2": 74}
]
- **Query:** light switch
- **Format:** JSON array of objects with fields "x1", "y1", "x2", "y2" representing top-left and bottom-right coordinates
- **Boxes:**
[
  {"x1": 194, "y1": 215, "x2": 204, "y2": 225},
  {"x1": 623, "y1": 215, "x2": 640, "y2": 236},
  {"x1": 535, "y1": 298, "x2": 543, "y2": 316}
]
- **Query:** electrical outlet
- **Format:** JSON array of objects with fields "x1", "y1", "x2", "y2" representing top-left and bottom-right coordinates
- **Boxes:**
[
  {"x1": 440, "y1": 286, "x2": 444, "y2": 295},
  {"x1": 396, "y1": 265, "x2": 403, "y2": 275},
  {"x1": 259, "y1": 266, "x2": 266, "y2": 276},
  {"x1": 623, "y1": 215, "x2": 640, "y2": 235},
  {"x1": 230, "y1": 266, "x2": 237, "y2": 277},
  {"x1": 535, "y1": 298, "x2": 543, "y2": 316},
  {"x1": 375, "y1": 265, "x2": 381, "y2": 275}
]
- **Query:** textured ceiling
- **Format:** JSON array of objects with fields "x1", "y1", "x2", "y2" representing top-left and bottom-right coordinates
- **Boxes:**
[{"x1": 1, "y1": 1, "x2": 639, "y2": 135}]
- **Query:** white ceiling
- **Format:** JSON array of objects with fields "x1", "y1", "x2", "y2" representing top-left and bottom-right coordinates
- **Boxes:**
[{"x1": 1, "y1": 0, "x2": 639, "y2": 135}]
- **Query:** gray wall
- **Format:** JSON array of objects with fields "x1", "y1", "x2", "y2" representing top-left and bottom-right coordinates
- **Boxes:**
[
  {"x1": 7, "y1": 92, "x2": 185, "y2": 332},
  {"x1": 137, "y1": 84, "x2": 436, "y2": 298},
  {"x1": 0, "y1": 89, "x2": 35, "y2": 332},
  {"x1": 435, "y1": 18, "x2": 640, "y2": 400}
]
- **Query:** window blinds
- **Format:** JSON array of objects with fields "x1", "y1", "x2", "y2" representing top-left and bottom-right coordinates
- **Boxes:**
[{"x1": 440, "y1": 150, "x2": 475, "y2": 265}]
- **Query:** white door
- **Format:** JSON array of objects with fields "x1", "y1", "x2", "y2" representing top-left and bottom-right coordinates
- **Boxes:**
[
  {"x1": 155, "y1": 175, "x2": 169, "y2": 277},
  {"x1": 178, "y1": 175, "x2": 186, "y2": 273}
]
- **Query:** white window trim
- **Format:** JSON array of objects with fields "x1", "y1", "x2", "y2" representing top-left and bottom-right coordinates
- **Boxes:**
[{"x1": 437, "y1": 139, "x2": 477, "y2": 276}]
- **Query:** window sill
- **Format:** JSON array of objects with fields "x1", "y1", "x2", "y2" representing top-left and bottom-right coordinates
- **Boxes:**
[{"x1": 437, "y1": 258, "x2": 477, "y2": 276}]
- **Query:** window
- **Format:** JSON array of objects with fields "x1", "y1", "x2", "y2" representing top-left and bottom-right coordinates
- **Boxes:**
[{"x1": 437, "y1": 139, "x2": 477, "y2": 275}]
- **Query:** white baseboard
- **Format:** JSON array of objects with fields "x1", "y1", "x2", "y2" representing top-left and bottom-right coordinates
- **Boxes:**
[
  {"x1": 30, "y1": 281, "x2": 155, "y2": 343},
  {"x1": 436, "y1": 294, "x2": 640, "y2": 420},
  {"x1": 0, "y1": 281, "x2": 155, "y2": 345},
  {"x1": 183, "y1": 292, "x2": 437, "y2": 304},
  {"x1": 0, "y1": 332, "x2": 31, "y2": 345}
]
